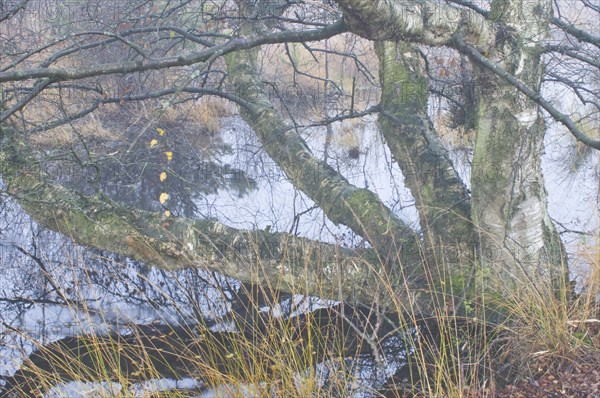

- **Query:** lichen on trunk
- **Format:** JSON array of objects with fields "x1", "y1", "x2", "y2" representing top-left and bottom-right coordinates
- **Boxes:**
[
  {"x1": 375, "y1": 40, "x2": 476, "y2": 308},
  {"x1": 470, "y1": 0, "x2": 565, "y2": 295}
]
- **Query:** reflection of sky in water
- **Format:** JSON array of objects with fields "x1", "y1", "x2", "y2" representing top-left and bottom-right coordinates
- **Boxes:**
[
  {"x1": 46, "y1": 378, "x2": 202, "y2": 398},
  {"x1": 0, "y1": 112, "x2": 598, "y2": 394},
  {"x1": 202, "y1": 116, "x2": 419, "y2": 246},
  {"x1": 543, "y1": 123, "x2": 599, "y2": 281},
  {"x1": 202, "y1": 115, "x2": 598, "y2": 264}
]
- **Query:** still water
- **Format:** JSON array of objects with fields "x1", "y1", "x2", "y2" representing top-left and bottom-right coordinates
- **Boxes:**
[{"x1": 0, "y1": 113, "x2": 597, "y2": 396}]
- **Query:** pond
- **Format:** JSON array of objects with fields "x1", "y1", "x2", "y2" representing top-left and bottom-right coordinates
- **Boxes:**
[{"x1": 0, "y1": 108, "x2": 597, "y2": 397}]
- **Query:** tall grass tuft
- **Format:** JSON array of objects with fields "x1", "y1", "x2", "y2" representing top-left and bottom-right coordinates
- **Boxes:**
[{"x1": 2, "y1": 229, "x2": 598, "y2": 397}]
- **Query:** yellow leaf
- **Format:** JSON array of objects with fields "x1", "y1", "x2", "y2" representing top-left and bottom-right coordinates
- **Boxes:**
[
  {"x1": 159, "y1": 192, "x2": 169, "y2": 204},
  {"x1": 159, "y1": 172, "x2": 167, "y2": 182},
  {"x1": 165, "y1": 151, "x2": 173, "y2": 161},
  {"x1": 170, "y1": 30, "x2": 175, "y2": 39},
  {"x1": 164, "y1": 210, "x2": 171, "y2": 217},
  {"x1": 157, "y1": 127, "x2": 166, "y2": 136},
  {"x1": 149, "y1": 139, "x2": 158, "y2": 148},
  {"x1": 225, "y1": 353, "x2": 235, "y2": 359}
]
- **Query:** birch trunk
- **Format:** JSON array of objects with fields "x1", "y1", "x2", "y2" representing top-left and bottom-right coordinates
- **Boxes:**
[
  {"x1": 375, "y1": 41, "x2": 475, "y2": 300},
  {"x1": 470, "y1": 0, "x2": 565, "y2": 294}
]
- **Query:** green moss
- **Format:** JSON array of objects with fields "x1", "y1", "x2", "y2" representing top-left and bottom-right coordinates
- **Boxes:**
[
  {"x1": 376, "y1": 41, "x2": 428, "y2": 109},
  {"x1": 488, "y1": 1, "x2": 508, "y2": 22}
]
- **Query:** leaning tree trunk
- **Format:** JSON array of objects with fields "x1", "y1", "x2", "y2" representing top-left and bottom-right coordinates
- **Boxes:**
[
  {"x1": 0, "y1": 125, "x2": 424, "y2": 308},
  {"x1": 375, "y1": 41, "x2": 475, "y2": 305},
  {"x1": 470, "y1": 0, "x2": 565, "y2": 296},
  {"x1": 223, "y1": 0, "x2": 433, "y2": 311}
]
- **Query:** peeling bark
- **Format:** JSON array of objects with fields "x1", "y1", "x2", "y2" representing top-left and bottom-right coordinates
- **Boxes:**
[
  {"x1": 334, "y1": 0, "x2": 494, "y2": 50},
  {"x1": 470, "y1": 0, "x2": 565, "y2": 293}
]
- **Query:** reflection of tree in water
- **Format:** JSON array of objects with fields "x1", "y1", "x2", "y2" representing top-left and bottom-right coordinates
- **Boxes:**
[
  {"x1": 0, "y1": 105, "x2": 262, "y2": 392},
  {"x1": 1, "y1": 300, "x2": 392, "y2": 397},
  {"x1": 1, "y1": 216, "x2": 418, "y2": 396},
  {"x1": 0, "y1": 109, "x2": 500, "y2": 396},
  {"x1": 1, "y1": 288, "x2": 501, "y2": 398},
  {"x1": 42, "y1": 105, "x2": 257, "y2": 219}
]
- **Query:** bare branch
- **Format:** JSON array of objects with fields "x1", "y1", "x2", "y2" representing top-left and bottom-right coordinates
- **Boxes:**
[
  {"x1": 0, "y1": 0, "x2": 28, "y2": 23},
  {"x1": 70, "y1": 31, "x2": 149, "y2": 59},
  {"x1": 445, "y1": 0, "x2": 489, "y2": 17},
  {"x1": 544, "y1": 44, "x2": 600, "y2": 69},
  {"x1": 0, "y1": 21, "x2": 348, "y2": 84},
  {"x1": 551, "y1": 17, "x2": 600, "y2": 50},
  {"x1": 0, "y1": 78, "x2": 55, "y2": 122}
]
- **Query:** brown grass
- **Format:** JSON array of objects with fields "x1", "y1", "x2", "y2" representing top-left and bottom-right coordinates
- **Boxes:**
[{"x1": 5, "y1": 228, "x2": 599, "y2": 397}]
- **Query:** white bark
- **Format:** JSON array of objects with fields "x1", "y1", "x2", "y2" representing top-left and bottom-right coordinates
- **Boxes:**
[
  {"x1": 471, "y1": 0, "x2": 565, "y2": 292},
  {"x1": 334, "y1": 0, "x2": 493, "y2": 49}
]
